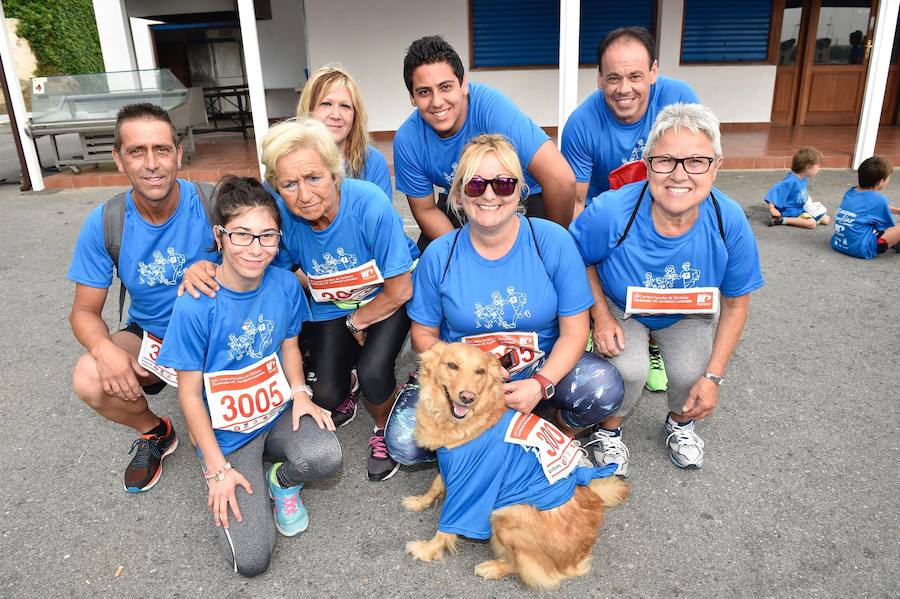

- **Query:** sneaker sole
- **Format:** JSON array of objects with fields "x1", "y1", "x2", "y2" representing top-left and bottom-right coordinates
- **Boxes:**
[
  {"x1": 668, "y1": 453, "x2": 703, "y2": 470},
  {"x1": 124, "y1": 436, "x2": 179, "y2": 493},
  {"x1": 272, "y1": 508, "x2": 309, "y2": 537},
  {"x1": 367, "y1": 460, "x2": 401, "y2": 482},
  {"x1": 644, "y1": 382, "x2": 668, "y2": 392}
]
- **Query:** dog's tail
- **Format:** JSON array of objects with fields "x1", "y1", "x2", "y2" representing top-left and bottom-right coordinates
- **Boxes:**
[{"x1": 587, "y1": 476, "x2": 629, "y2": 507}]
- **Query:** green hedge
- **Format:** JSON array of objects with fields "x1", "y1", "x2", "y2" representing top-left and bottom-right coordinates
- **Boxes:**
[{"x1": 6, "y1": 0, "x2": 103, "y2": 76}]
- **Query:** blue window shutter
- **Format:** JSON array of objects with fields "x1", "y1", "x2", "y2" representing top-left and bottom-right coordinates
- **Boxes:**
[
  {"x1": 471, "y1": 0, "x2": 654, "y2": 68},
  {"x1": 681, "y1": 0, "x2": 772, "y2": 62}
]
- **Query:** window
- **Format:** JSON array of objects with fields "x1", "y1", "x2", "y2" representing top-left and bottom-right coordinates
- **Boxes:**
[
  {"x1": 470, "y1": 0, "x2": 655, "y2": 69},
  {"x1": 681, "y1": 0, "x2": 774, "y2": 63}
]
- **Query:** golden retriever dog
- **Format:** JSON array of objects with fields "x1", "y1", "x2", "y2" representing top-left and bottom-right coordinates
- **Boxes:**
[{"x1": 402, "y1": 341, "x2": 629, "y2": 590}]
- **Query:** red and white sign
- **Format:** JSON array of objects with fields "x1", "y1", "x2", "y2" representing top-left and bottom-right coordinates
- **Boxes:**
[
  {"x1": 307, "y1": 260, "x2": 384, "y2": 304},
  {"x1": 504, "y1": 412, "x2": 581, "y2": 484},
  {"x1": 137, "y1": 331, "x2": 178, "y2": 387},
  {"x1": 203, "y1": 353, "x2": 291, "y2": 433},
  {"x1": 461, "y1": 331, "x2": 543, "y2": 375},
  {"x1": 625, "y1": 286, "x2": 720, "y2": 315}
]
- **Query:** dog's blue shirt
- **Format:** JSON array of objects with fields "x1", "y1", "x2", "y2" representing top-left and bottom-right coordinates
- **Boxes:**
[{"x1": 436, "y1": 409, "x2": 616, "y2": 540}]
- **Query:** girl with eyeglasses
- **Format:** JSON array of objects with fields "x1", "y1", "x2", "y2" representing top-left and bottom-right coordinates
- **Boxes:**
[
  {"x1": 385, "y1": 134, "x2": 625, "y2": 465},
  {"x1": 157, "y1": 176, "x2": 342, "y2": 577}
]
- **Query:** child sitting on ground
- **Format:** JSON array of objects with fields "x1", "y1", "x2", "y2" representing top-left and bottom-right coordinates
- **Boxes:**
[
  {"x1": 831, "y1": 156, "x2": 900, "y2": 259},
  {"x1": 765, "y1": 147, "x2": 832, "y2": 228}
]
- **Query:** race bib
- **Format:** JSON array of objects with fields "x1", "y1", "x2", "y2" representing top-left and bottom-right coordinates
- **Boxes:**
[
  {"x1": 137, "y1": 331, "x2": 178, "y2": 387},
  {"x1": 307, "y1": 259, "x2": 384, "y2": 305},
  {"x1": 504, "y1": 412, "x2": 581, "y2": 484},
  {"x1": 625, "y1": 286, "x2": 720, "y2": 316},
  {"x1": 461, "y1": 331, "x2": 544, "y2": 375},
  {"x1": 203, "y1": 353, "x2": 291, "y2": 434},
  {"x1": 803, "y1": 199, "x2": 828, "y2": 219}
]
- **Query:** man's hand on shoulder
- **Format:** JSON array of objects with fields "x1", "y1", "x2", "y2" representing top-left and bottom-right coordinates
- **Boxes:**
[{"x1": 179, "y1": 260, "x2": 219, "y2": 299}]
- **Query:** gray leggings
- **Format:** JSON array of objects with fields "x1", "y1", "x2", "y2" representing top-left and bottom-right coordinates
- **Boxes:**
[
  {"x1": 201, "y1": 414, "x2": 342, "y2": 577},
  {"x1": 600, "y1": 301, "x2": 714, "y2": 419}
]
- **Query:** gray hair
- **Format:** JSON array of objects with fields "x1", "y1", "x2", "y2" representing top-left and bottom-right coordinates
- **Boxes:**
[{"x1": 644, "y1": 103, "x2": 722, "y2": 158}]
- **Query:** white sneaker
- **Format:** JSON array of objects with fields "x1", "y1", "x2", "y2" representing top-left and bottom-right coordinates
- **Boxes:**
[
  {"x1": 664, "y1": 419, "x2": 704, "y2": 469},
  {"x1": 585, "y1": 429, "x2": 629, "y2": 477}
]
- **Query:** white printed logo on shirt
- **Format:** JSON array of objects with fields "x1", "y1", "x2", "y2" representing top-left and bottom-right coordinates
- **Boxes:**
[
  {"x1": 642, "y1": 262, "x2": 701, "y2": 290},
  {"x1": 227, "y1": 313, "x2": 275, "y2": 360},
  {"x1": 474, "y1": 286, "x2": 530, "y2": 330},
  {"x1": 442, "y1": 161, "x2": 459, "y2": 189},
  {"x1": 311, "y1": 247, "x2": 358, "y2": 275},
  {"x1": 625, "y1": 138, "x2": 647, "y2": 164},
  {"x1": 137, "y1": 247, "x2": 186, "y2": 286}
]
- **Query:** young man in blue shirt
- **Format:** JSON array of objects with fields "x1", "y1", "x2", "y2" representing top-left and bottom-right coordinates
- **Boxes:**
[
  {"x1": 68, "y1": 104, "x2": 217, "y2": 493},
  {"x1": 394, "y1": 35, "x2": 576, "y2": 250}
]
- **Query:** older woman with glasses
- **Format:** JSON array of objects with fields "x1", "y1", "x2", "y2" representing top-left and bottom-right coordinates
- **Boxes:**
[
  {"x1": 385, "y1": 134, "x2": 624, "y2": 465},
  {"x1": 571, "y1": 102, "x2": 764, "y2": 477}
]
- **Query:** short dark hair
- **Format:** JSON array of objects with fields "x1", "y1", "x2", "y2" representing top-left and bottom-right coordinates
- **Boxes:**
[
  {"x1": 597, "y1": 27, "x2": 656, "y2": 70},
  {"x1": 403, "y1": 35, "x2": 465, "y2": 94},
  {"x1": 791, "y1": 147, "x2": 823, "y2": 173},
  {"x1": 858, "y1": 155, "x2": 893, "y2": 188},
  {"x1": 114, "y1": 103, "x2": 178, "y2": 152},
  {"x1": 210, "y1": 176, "x2": 281, "y2": 253}
]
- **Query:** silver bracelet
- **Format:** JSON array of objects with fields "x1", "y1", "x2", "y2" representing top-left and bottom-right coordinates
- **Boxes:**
[{"x1": 703, "y1": 371, "x2": 724, "y2": 385}]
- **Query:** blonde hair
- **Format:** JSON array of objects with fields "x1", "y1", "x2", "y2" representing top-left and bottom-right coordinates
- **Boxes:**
[
  {"x1": 260, "y1": 118, "x2": 345, "y2": 190},
  {"x1": 296, "y1": 65, "x2": 370, "y2": 179},
  {"x1": 448, "y1": 134, "x2": 528, "y2": 221}
]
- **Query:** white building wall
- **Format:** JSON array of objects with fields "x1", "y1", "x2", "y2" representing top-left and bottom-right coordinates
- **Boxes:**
[
  {"x1": 256, "y1": 0, "x2": 307, "y2": 118},
  {"x1": 304, "y1": 0, "x2": 776, "y2": 132}
]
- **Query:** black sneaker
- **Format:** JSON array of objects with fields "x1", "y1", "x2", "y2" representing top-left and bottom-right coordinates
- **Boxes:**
[
  {"x1": 769, "y1": 216, "x2": 784, "y2": 226},
  {"x1": 367, "y1": 429, "x2": 399, "y2": 482},
  {"x1": 124, "y1": 416, "x2": 178, "y2": 492},
  {"x1": 332, "y1": 371, "x2": 360, "y2": 428}
]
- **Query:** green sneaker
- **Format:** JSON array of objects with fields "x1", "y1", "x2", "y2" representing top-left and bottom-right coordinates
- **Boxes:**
[{"x1": 645, "y1": 342, "x2": 668, "y2": 392}]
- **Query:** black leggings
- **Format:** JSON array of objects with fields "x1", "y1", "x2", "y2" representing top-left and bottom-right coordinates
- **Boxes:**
[{"x1": 300, "y1": 309, "x2": 410, "y2": 410}]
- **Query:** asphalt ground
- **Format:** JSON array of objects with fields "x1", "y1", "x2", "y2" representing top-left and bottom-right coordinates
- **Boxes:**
[{"x1": 0, "y1": 169, "x2": 898, "y2": 598}]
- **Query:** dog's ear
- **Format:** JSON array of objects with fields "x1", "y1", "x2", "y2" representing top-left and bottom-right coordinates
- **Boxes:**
[
  {"x1": 419, "y1": 341, "x2": 447, "y2": 379},
  {"x1": 484, "y1": 351, "x2": 504, "y2": 383}
]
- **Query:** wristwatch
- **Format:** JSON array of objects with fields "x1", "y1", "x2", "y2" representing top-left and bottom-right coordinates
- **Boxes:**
[
  {"x1": 345, "y1": 313, "x2": 363, "y2": 334},
  {"x1": 292, "y1": 384, "x2": 314, "y2": 398},
  {"x1": 703, "y1": 371, "x2": 724, "y2": 385},
  {"x1": 531, "y1": 372, "x2": 556, "y2": 400}
]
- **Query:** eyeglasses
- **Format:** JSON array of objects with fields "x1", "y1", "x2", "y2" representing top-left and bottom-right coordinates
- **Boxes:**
[
  {"x1": 647, "y1": 156, "x2": 716, "y2": 175},
  {"x1": 216, "y1": 225, "x2": 282, "y2": 247},
  {"x1": 463, "y1": 176, "x2": 519, "y2": 198}
]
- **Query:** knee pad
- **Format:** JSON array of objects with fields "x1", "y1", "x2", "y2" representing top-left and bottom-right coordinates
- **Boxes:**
[
  {"x1": 384, "y1": 381, "x2": 436, "y2": 466},
  {"x1": 557, "y1": 353, "x2": 625, "y2": 428}
]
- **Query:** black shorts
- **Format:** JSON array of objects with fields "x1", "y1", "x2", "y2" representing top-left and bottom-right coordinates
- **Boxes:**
[{"x1": 119, "y1": 322, "x2": 167, "y2": 396}]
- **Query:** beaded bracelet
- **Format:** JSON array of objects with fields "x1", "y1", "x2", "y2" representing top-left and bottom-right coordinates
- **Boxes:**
[{"x1": 203, "y1": 462, "x2": 232, "y2": 482}]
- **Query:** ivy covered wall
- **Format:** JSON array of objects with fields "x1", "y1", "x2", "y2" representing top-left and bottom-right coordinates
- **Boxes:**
[{"x1": 5, "y1": 0, "x2": 103, "y2": 76}]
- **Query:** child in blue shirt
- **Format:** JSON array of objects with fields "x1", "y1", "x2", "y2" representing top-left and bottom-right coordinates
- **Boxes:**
[
  {"x1": 766, "y1": 147, "x2": 831, "y2": 228},
  {"x1": 832, "y1": 156, "x2": 900, "y2": 259},
  {"x1": 157, "y1": 176, "x2": 341, "y2": 577}
]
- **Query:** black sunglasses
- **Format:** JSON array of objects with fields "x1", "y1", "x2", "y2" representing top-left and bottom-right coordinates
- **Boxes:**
[{"x1": 463, "y1": 176, "x2": 519, "y2": 198}]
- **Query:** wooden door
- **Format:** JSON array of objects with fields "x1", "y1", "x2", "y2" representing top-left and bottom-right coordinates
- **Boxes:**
[{"x1": 771, "y1": 0, "x2": 880, "y2": 126}]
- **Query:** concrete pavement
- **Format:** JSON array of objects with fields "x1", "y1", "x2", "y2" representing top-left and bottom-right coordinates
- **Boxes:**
[{"x1": 0, "y1": 169, "x2": 898, "y2": 598}]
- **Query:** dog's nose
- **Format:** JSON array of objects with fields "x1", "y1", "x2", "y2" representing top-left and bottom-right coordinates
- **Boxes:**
[{"x1": 459, "y1": 391, "x2": 475, "y2": 405}]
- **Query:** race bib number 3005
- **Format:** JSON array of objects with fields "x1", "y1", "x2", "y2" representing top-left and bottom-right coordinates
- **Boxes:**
[
  {"x1": 203, "y1": 354, "x2": 291, "y2": 434},
  {"x1": 137, "y1": 331, "x2": 178, "y2": 387},
  {"x1": 504, "y1": 412, "x2": 580, "y2": 484}
]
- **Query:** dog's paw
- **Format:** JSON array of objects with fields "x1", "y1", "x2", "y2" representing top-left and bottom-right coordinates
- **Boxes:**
[
  {"x1": 474, "y1": 559, "x2": 516, "y2": 580},
  {"x1": 406, "y1": 539, "x2": 446, "y2": 562},
  {"x1": 401, "y1": 494, "x2": 433, "y2": 512}
]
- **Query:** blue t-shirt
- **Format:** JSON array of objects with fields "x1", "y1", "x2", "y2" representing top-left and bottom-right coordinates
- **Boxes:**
[
  {"x1": 157, "y1": 267, "x2": 309, "y2": 456},
  {"x1": 272, "y1": 177, "x2": 416, "y2": 321},
  {"x1": 359, "y1": 144, "x2": 393, "y2": 201},
  {"x1": 560, "y1": 77, "x2": 699, "y2": 202},
  {"x1": 570, "y1": 181, "x2": 765, "y2": 330},
  {"x1": 67, "y1": 179, "x2": 219, "y2": 339},
  {"x1": 437, "y1": 409, "x2": 615, "y2": 540},
  {"x1": 393, "y1": 82, "x2": 550, "y2": 198},
  {"x1": 831, "y1": 187, "x2": 896, "y2": 259},
  {"x1": 407, "y1": 215, "x2": 593, "y2": 357},
  {"x1": 764, "y1": 171, "x2": 809, "y2": 218}
]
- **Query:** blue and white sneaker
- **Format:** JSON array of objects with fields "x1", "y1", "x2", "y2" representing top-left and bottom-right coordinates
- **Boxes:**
[
  {"x1": 267, "y1": 462, "x2": 309, "y2": 536},
  {"x1": 664, "y1": 418, "x2": 704, "y2": 469}
]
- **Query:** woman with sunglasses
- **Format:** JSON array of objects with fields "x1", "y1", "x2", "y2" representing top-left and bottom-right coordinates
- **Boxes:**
[
  {"x1": 385, "y1": 134, "x2": 624, "y2": 465},
  {"x1": 570, "y1": 103, "x2": 764, "y2": 477},
  {"x1": 157, "y1": 176, "x2": 341, "y2": 576}
]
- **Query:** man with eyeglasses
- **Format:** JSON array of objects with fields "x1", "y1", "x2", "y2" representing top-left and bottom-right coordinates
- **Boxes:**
[
  {"x1": 394, "y1": 35, "x2": 577, "y2": 251},
  {"x1": 67, "y1": 103, "x2": 218, "y2": 493},
  {"x1": 561, "y1": 27, "x2": 699, "y2": 216}
]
